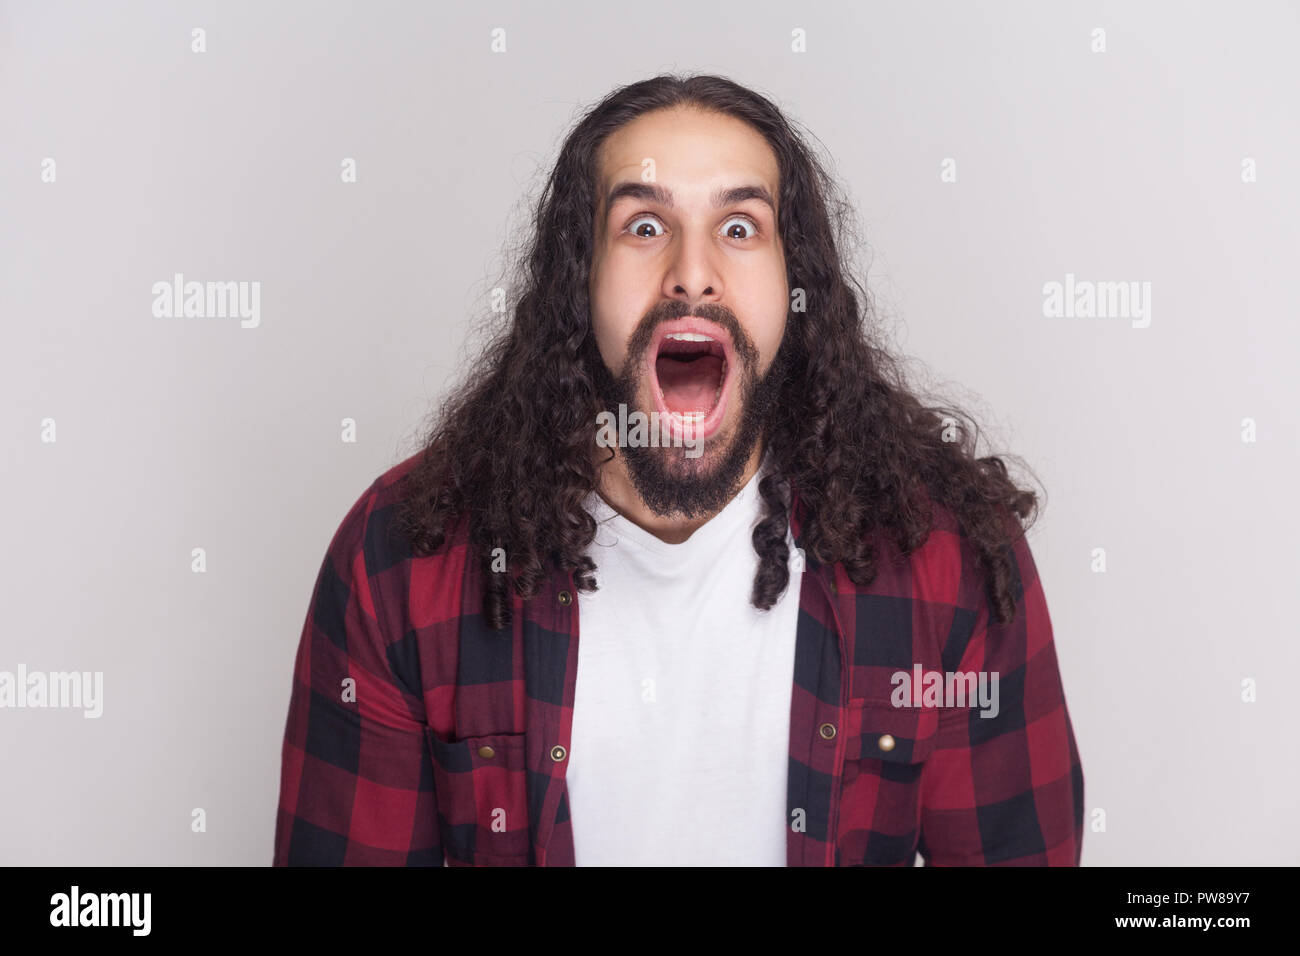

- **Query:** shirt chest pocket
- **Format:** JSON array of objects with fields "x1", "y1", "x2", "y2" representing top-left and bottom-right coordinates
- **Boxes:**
[
  {"x1": 424, "y1": 729, "x2": 532, "y2": 866},
  {"x1": 836, "y1": 698, "x2": 939, "y2": 865},
  {"x1": 842, "y1": 698, "x2": 939, "y2": 780}
]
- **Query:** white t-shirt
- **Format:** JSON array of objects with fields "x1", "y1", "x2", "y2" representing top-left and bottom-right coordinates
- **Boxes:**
[{"x1": 567, "y1": 466, "x2": 803, "y2": 865}]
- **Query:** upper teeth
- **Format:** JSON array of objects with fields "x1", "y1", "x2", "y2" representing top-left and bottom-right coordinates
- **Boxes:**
[{"x1": 665, "y1": 332, "x2": 714, "y2": 342}]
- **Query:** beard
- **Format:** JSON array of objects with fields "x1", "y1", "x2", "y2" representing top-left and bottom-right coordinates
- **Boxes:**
[{"x1": 588, "y1": 303, "x2": 794, "y2": 519}]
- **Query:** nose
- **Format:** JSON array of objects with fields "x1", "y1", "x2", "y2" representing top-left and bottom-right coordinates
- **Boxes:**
[{"x1": 660, "y1": 228, "x2": 723, "y2": 305}]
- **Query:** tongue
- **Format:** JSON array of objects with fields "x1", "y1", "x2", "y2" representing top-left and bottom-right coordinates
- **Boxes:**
[{"x1": 655, "y1": 354, "x2": 724, "y2": 414}]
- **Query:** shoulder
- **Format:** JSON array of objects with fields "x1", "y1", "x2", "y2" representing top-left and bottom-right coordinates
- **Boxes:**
[
  {"x1": 861, "y1": 498, "x2": 1054, "y2": 721},
  {"x1": 331, "y1": 448, "x2": 470, "y2": 560},
  {"x1": 321, "y1": 451, "x2": 422, "y2": 575},
  {"x1": 317, "y1": 449, "x2": 472, "y2": 634},
  {"x1": 901, "y1": 497, "x2": 1041, "y2": 627}
]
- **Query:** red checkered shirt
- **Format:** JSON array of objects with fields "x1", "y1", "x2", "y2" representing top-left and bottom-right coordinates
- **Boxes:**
[{"x1": 274, "y1": 452, "x2": 1084, "y2": 866}]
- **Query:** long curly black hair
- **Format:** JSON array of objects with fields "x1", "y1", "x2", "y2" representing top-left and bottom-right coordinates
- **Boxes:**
[{"x1": 393, "y1": 73, "x2": 1042, "y2": 630}]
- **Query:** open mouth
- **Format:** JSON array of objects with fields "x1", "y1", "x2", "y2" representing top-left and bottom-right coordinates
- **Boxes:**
[{"x1": 647, "y1": 318, "x2": 735, "y2": 442}]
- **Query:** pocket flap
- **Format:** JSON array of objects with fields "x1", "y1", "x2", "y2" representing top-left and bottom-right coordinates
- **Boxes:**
[{"x1": 845, "y1": 699, "x2": 938, "y2": 764}]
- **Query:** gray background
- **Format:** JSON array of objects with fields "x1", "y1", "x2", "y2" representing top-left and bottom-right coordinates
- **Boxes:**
[{"x1": 2, "y1": 0, "x2": 1296, "y2": 865}]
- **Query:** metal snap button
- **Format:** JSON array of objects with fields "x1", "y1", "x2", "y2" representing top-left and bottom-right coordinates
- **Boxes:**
[
  {"x1": 550, "y1": 744, "x2": 567, "y2": 762},
  {"x1": 558, "y1": 590, "x2": 572, "y2": 606},
  {"x1": 477, "y1": 745, "x2": 495, "y2": 759},
  {"x1": 878, "y1": 733, "x2": 896, "y2": 752},
  {"x1": 818, "y1": 722, "x2": 836, "y2": 740}
]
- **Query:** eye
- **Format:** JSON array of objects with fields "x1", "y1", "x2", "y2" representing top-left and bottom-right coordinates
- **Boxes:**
[
  {"x1": 721, "y1": 215, "x2": 758, "y2": 240},
  {"x1": 626, "y1": 214, "x2": 666, "y2": 239}
]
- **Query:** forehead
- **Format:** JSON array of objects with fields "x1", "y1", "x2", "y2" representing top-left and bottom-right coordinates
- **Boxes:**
[{"x1": 595, "y1": 106, "x2": 779, "y2": 208}]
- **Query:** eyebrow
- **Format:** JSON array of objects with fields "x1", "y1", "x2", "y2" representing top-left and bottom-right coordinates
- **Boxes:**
[{"x1": 603, "y1": 181, "x2": 777, "y2": 218}]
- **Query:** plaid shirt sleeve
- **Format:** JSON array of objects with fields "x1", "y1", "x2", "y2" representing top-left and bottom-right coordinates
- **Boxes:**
[
  {"x1": 273, "y1": 481, "x2": 443, "y2": 866},
  {"x1": 916, "y1": 529, "x2": 1085, "y2": 865}
]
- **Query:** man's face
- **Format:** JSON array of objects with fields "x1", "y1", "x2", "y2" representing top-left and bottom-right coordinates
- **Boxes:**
[{"x1": 588, "y1": 106, "x2": 791, "y2": 517}]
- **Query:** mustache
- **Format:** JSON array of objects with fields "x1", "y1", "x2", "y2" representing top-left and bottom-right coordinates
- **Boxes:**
[{"x1": 619, "y1": 300, "x2": 759, "y2": 378}]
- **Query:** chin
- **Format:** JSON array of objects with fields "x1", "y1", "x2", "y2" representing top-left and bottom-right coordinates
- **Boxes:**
[{"x1": 619, "y1": 409, "x2": 760, "y2": 520}]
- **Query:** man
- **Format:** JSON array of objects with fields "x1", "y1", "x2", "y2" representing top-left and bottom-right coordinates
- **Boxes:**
[{"x1": 273, "y1": 74, "x2": 1084, "y2": 866}]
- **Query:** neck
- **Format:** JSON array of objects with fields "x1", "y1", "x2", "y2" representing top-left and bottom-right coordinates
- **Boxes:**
[{"x1": 594, "y1": 443, "x2": 765, "y2": 544}]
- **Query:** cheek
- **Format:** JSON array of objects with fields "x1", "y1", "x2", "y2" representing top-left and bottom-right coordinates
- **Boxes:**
[
  {"x1": 738, "y1": 261, "x2": 789, "y2": 360},
  {"x1": 590, "y1": 295, "x2": 637, "y2": 372},
  {"x1": 590, "y1": 264, "x2": 647, "y2": 370},
  {"x1": 588, "y1": 269, "x2": 620, "y2": 367},
  {"x1": 748, "y1": 299, "x2": 790, "y2": 372}
]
